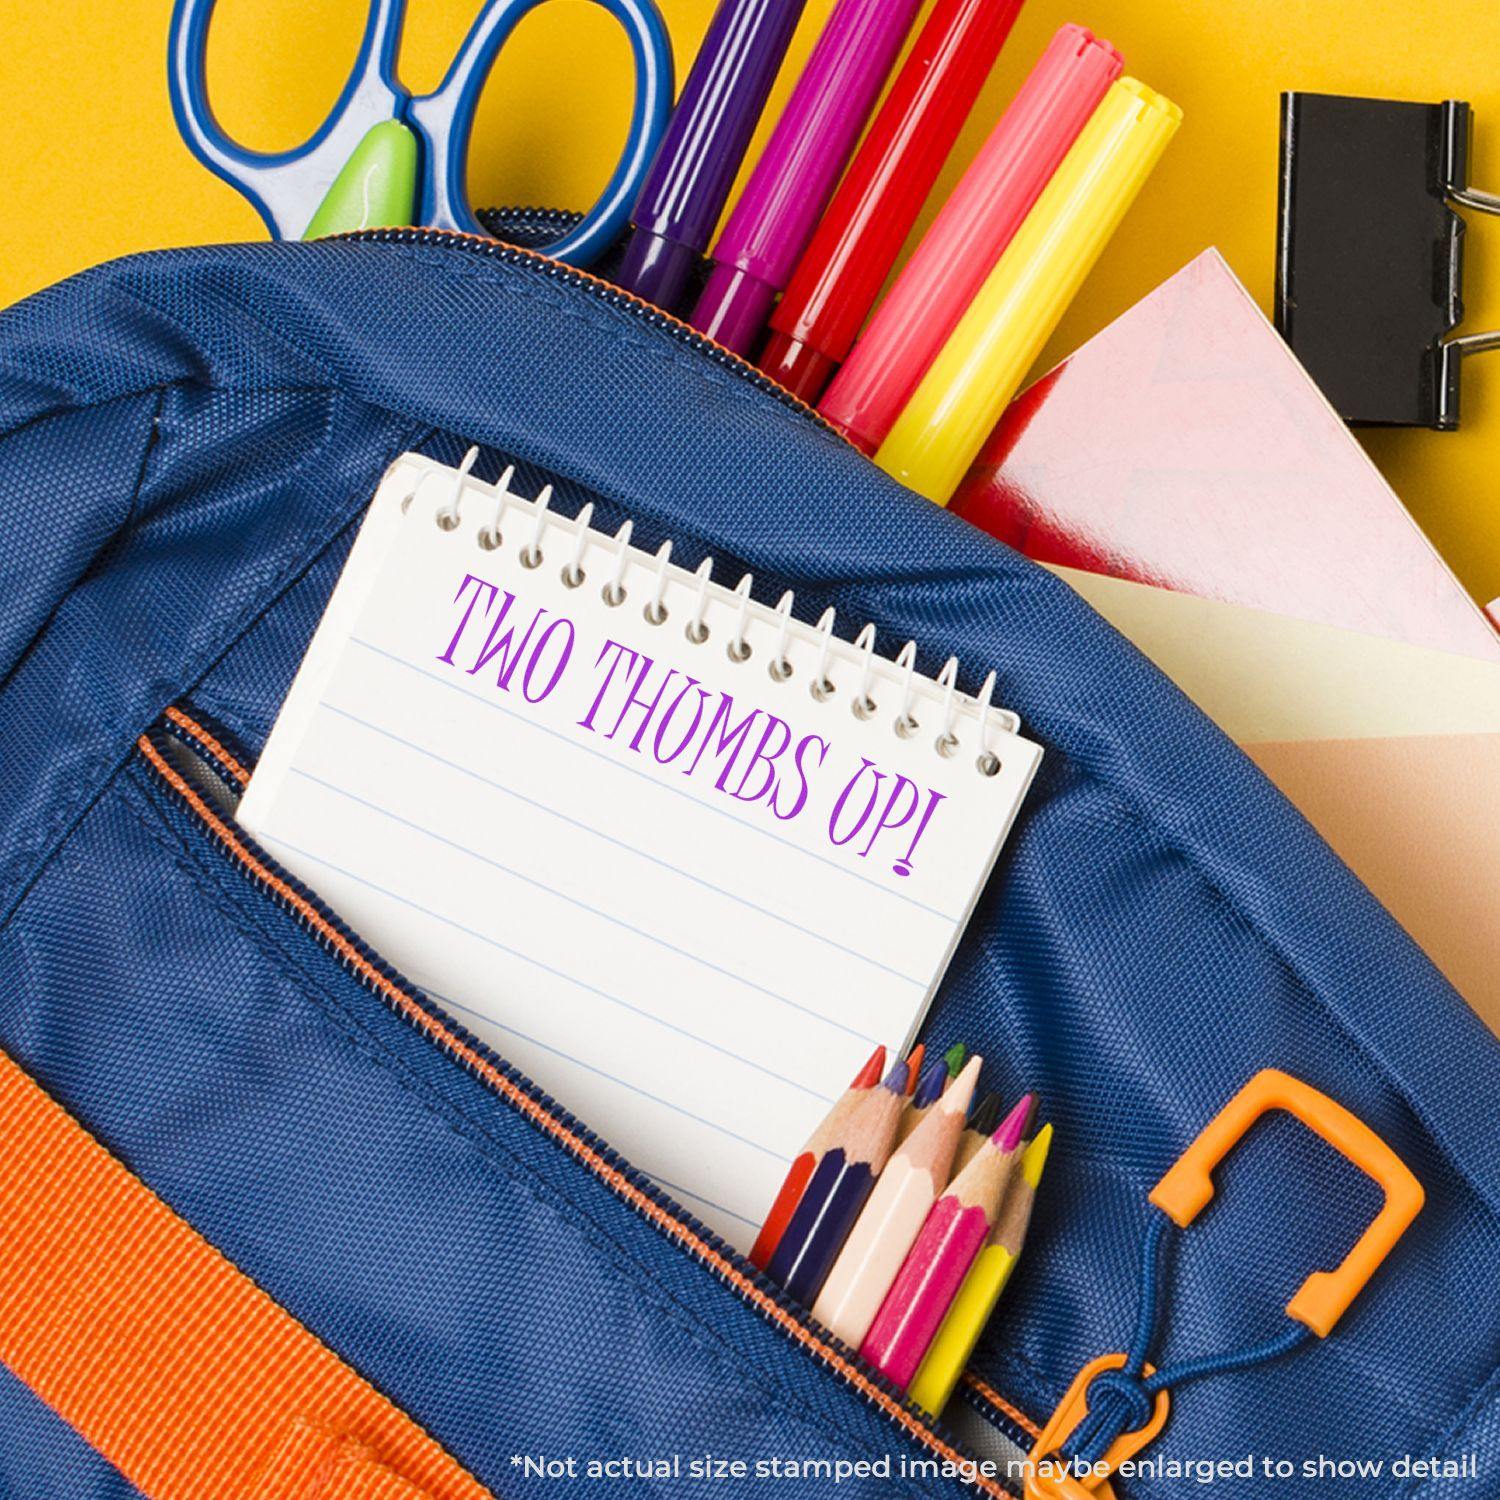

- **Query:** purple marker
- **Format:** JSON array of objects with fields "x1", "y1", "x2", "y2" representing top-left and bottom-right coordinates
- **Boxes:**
[
  {"x1": 618, "y1": 0, "x2": 809, "y2": 313},
  {"x1": 689, "y1": 0, "x2": 925, "y2": 354}
]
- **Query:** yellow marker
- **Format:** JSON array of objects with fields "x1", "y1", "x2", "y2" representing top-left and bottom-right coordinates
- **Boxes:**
[
  {"x1": 908, "y1": 1123, "x2": 1053, "y2": 1418},
  {"x1": 875, "y1": 80, "x2": 1181, "y2": 505}
]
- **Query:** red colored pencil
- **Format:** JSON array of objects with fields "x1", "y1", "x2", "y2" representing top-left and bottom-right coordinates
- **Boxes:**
[{"x1": 749, "y1": 1045, "x2": 885, "y2": 1268}]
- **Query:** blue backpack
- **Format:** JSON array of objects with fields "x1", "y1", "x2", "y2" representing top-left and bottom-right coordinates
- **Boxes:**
[{"x1": 1, "y1": 231, "x2": 1495, "y2": 1499}]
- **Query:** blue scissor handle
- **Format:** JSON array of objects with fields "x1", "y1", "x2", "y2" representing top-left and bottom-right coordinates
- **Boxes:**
[
  {"x1": 168, "y1": 0, "x2": 407, "y2": 241},
  {"x1": 407, "y1": 0, "x2": 673, "y2": 265},
  {"x1": 169, "y1": 0, "x2": 673, "y2": 266}
]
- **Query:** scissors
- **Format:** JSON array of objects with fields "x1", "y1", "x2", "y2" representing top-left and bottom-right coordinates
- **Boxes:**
[{"x1": 168, "y1": 0, "x2": 674, "y2": 267}]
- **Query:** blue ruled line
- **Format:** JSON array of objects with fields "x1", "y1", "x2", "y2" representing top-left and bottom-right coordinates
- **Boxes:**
[
  {"x1": 347, "y1": 638, "x2": 955, "y2": 923},
  {"x1": 419, "y1": 983, "x2": 784, "y2": 1172},
  {"x1": 291, "y1": 765, "x2": 884, "y2": 1045},
  {"x1": 256, "y1": 832, "x2": 836, "y2": 1107},
  {"x1": 318, "y1": 701, "x2": 928, "y2": 987}
]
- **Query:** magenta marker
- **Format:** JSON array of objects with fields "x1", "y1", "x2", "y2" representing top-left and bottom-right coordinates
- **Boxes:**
[{"x1": 689, "y1": 0, "x2": 926, "y2": 354}]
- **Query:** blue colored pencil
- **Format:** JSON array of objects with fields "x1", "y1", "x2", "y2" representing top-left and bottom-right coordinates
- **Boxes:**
[
  {"x1": 895, "y1": 1057, "x2": 951, "y2": 1145},
  {"x1": 766, "y1": 1058, "x2": 909, "y2": 1305}
]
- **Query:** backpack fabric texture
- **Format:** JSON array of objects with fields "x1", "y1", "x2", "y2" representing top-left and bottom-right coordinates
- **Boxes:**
[{"x1": 0, "y1": 235, "x2": 1496, "y2": 1499}]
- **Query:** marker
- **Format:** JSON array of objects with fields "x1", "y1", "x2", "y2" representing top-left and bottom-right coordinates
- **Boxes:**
[
  {"x1": 909, "y1": 1122, "x2": 1053, "y2": 1417},
  {"x1": 819, "y1": 24, "x2": 1123, "y2": 452},
  {"x1": 749, "y1": 1044, "x2": 886, "y2": 1270},
  {"x1": 875, "y1": 78, "x2": 1181, "y2": 504},
  {"x1": 859, "y1": 1094, "x2": 1033, "y2": 1387},
  {"x1": 813, "y1": 1057, "x2": 981, "y2": 1351},
  {"x1": 689, "y1": 0, "x2": 926, "y2": 353},
  {"x1": 759, "y1": 0, "x2": 1026, "y2": 401},
  {"x1": 765, "y1": 1058, "x2": 909, "y2": 1306},
  {"x1": 618, "y1": 0, "x2": 810, "y2": 311},
  {"x1": 895, "y1": 1057, "x2": 950, "y2": 1145}
]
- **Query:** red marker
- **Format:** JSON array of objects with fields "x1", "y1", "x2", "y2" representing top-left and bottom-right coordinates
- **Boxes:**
[
  {"x1": 759, "y1": 0, "x2": 1027, "y2": 402},
  {"x1": 819, "y1": 23, "x2": 1123, "y2": 452}
]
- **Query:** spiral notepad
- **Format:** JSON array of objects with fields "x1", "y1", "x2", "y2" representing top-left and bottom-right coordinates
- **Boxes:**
[{"x1": 241, "y1": 453, "x2": 1042, "y2": 1247}]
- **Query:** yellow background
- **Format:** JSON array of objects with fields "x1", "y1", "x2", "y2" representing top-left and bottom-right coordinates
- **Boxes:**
[{"x1": 4, "y1": 0, "x2": 1499, "y2": 608}]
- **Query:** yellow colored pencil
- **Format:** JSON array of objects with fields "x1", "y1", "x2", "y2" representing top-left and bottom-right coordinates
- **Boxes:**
[
  {"x1": 875, "y1": 79, "x2": 1181, "y2": 505},
  {"x1": 908, "y1": 1122, "x2": 1053, "y2": 1417}
]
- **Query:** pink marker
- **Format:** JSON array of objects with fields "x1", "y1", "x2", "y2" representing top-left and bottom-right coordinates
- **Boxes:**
[
  {"x1": 819, "y1": 24, "x2": 1123, "y2": 453},
  {"x1": 860, "y1": 1094, "x2": 1033, "y2": 1387}
]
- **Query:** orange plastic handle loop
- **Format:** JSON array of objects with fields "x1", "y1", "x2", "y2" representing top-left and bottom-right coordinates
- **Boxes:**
[
  {"x1": 1149, "y1": 1069, "x2": 1424, "y2": 1336},
  {"x1": 1024, "y1": 1354, "x2": 1170, "y2": 1500}
]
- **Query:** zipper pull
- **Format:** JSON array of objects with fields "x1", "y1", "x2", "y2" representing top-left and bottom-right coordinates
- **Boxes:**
[{"x1": 1024, "y1": 1354, "x2": 1169, "y2": 1499}]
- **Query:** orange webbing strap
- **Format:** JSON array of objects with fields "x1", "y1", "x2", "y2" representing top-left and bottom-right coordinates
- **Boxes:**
[{"x1": 0, "y1": 1049, "x2": 493, "y2": 1500}]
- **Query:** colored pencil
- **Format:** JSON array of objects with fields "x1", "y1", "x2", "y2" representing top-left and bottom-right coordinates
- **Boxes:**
[
  {"x1": 943, "y1": 1042, "x2": 967, "y2": 1079},
  {"x1": 896, "y1": 1057, "x2": 950, "y2": 1144},
  {"x1": 951, "y1": 1089, "x2": 1001, "y2": 1175},
  {"x1": 909, "y1": 1122, "x2": 1053, "y2": 1416},
  {"x1": 765, "y1": 1059, "x2": 910, "y2": 1305},
  {"x1": 903, "y1": 1043, "x2": 926, "y2": 1096},
  {"x1": 749, "y1": 1044, "x2": 886, "y2": 1269},
  {"x1": 813, "y1": 1056, "x2": 981, "y2": 1350},
  {"x1": 859, "y1": 1093, "x2": 1033, "y2": 1386}
]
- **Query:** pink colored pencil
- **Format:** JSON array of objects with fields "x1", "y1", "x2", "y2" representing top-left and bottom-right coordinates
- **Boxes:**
[
  {"x1": 818, "y1": 24, "x2": 1122, "y2": 453},
  {"x1": 859, "y1": 1093, "x2": 1033, "y2": 1386}
]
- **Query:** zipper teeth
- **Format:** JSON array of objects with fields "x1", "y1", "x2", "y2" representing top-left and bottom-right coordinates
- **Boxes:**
[
  {"x1": 145, "y1": 712, "x2": 1039, "y2": 1488},
  {"x1": 334, "y1": 226, "x2": 849, "y2": 439}
]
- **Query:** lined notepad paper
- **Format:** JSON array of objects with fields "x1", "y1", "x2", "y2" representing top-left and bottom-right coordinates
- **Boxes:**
[{"x1": 240, "y1": 455, "x2": 1041, "y2": 1247}]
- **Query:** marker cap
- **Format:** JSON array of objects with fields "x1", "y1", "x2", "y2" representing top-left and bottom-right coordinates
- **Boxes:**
[
  {"x1": 874, "y1": 75, "x2": 1181, "y2": 504},
  {"x1": 819, "y1": 23, "x2": 1124, "y2": 452}
]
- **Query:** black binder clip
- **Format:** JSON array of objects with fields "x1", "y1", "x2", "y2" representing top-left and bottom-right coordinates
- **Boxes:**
[{"x1": 1277, "y1": 92, "x2": 1500, "y2": 429}]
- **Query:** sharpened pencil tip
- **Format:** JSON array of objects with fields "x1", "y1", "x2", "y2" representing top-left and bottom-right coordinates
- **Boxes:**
[
  {"x1": 940, "y1": 1055, "x2": 983, "y2": 1115},
  {"x1": 850, "y1": 1045, "x2": 887, "y2": 1090},
  {"x1": 967, "y1": 1090, "x2": 1001, "y2": 1136},
  {"x1": 883, "y1": 1059, "x2": 911, "y2": 1095},
  {"x1": 1021, "y1": 1122, "x2": 1053, "y2": 1186},
  {"x1": 994, "y1": 1093, "x2": 1035, "y2": 1152},
  {"x1": 943, "y1": 1042, "x2": 967, "y2": 1077},
  {"x1": 903, "y1": 1044, "x2": 925, "y2": 1095},
  {"x1": 912, "y1": 1059, "x2": 947, "y2": 1108}
]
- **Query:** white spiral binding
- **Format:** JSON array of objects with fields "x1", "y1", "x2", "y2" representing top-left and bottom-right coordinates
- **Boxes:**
[{"x1": 415, "y1": 451, "x2": 1024, "y2": 777}]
